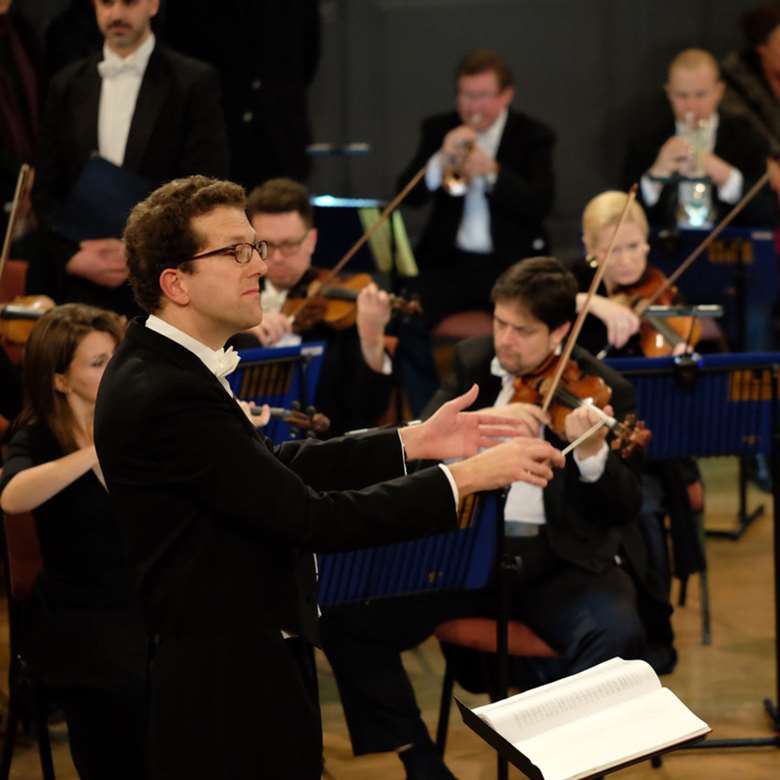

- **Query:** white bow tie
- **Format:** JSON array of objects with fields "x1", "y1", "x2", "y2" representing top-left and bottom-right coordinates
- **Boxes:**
[
  {"x1": 213, "y1": 347, "x2": 241, "y2": 380},
  {"x1": 98, "y1": 59, "x2": 142, "y2": 80}
]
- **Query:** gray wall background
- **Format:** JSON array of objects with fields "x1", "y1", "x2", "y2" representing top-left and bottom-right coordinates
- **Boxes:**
[{"x1": 308, "y1": 0, "x2": 764, "y2": 254}]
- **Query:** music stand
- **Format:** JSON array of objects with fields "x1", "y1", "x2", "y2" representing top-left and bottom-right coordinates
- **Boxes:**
[
  {"x1": 227, "y1": 342, "x2": 326, "y2": 444},
  {"x1": 606, "y1": 352, "x2": 780, "y2": 751}
]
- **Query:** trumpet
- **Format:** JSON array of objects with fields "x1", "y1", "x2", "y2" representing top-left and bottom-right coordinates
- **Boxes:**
[{"x1": 442, "y1": 114, "x2": 481, "y2": 197}]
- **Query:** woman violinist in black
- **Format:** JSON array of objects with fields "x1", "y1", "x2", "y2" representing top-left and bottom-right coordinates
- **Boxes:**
[
  {"x1": 0, "y1": 304, "x2": 146, "y2": 779},
  {"x1": 564, "y1": 191, "x2": 707, "y2": 674}
]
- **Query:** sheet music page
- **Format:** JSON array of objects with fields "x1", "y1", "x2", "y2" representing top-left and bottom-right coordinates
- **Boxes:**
[
  {"x1": 474, "y1": 658, "x2": 659, "y2": 742},
  {"x1": 517, "y1": 687, "x2": 710, "y2": 780}
]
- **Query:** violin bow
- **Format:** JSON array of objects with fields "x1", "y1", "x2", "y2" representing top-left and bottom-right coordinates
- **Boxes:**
[
  {"x1": 284, "y1": 163, "x2": 428, "y2": 322},
  {"x1": 0, "y1": 164, "x2": 34, "y2": 283},
  {"x1": 540, "y1": 184, "x2": 638, "y2": 414},
  {"x1": 635, "y1": 164, "x2": 771, "y2": 315}
]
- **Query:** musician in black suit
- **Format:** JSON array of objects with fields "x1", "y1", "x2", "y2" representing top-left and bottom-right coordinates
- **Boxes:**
[
  {"x1": 93, "y1": 175, "x2": 563, "y2": 780},
  {"x1": 229, "y1": 177, "x2": 394, "y2": 436},
  {"x1": 623, "y1": 48, "x2": 775, "y2": 230},
  {"x1": 320, "y1": 257, "x2": 646, "y2": 780},
  {"x1": 398, "y1": 49, "x2": 555, "y2": 328},
  {"x1": 31, "y1": 0, "x2": 228, "y2": 315}
]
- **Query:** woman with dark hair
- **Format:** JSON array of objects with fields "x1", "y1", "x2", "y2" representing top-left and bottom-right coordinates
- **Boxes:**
[
  {"x1": 0, "y1": 303, "x2": 146, "y2": 780},
  {"x1": 721, "y1": 4, "x2": 780, "y2": 153}
]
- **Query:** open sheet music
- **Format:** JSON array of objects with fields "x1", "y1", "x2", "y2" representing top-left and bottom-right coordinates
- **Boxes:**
[{"x1": 471, "y1": 657, "x2": 710, "y2": 780}]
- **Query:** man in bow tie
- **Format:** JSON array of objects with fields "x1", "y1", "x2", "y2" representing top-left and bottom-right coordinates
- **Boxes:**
[
  {"x1": 30, "y1": 0, "x2": 228, "y2": 316},
  {"x1": 93, "y1": 175, "x2": 565, "y2": 780}
]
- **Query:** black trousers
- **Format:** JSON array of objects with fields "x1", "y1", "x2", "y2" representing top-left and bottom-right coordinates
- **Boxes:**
[{"x1": 148, "y1": 632, "x2": 322, "y2": 780}]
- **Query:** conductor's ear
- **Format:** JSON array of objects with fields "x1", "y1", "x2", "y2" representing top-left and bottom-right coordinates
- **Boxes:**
[{"x1": 159, "y1": 267, "x2": 191, "y2": 306}]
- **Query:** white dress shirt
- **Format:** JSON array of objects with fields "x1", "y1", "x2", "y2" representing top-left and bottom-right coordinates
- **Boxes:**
[
  {"x1": 145, "y1": 314, "x2": 240, "y2": 397},
  {"x1": 425, "y1": 109, "x2": 508, "y2": 254},
  {"x1": 640, "y1": 112, "x2": 743, "y2": 224},
  {"x1": 489, "y1": 357, "x2": 608, "y2": 530},
  {"x1": 97, "y1": 33, "x2": 156, "y2": 166}
]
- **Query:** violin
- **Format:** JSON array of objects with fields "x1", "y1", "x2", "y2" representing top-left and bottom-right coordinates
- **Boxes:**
[
  {"x1": 0, "y1": 295, "x2": 55, "y2": 350},
  {"x1": 282, "y1": 269, "x2": 422, "y2": 332},
  {"x1": 609, "y1": 266, "x2": 700, "y2": 357},
  {"x1": 511, "y1": 354, "x2": 651, "y2": 459},
  {"x1": 1, "y1": 164, "x2": 56, "y2": 360},
  {"x1": 251, "y1": 401, "x2": 330, "y2": 437}
]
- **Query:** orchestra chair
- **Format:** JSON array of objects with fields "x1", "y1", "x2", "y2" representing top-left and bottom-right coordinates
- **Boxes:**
[
  {"x1": 0, "y1": 511, "x2": 56, "y2": 780},
  {"x1": 433, "y1": 617, "x2": 556, "y2": 754},
  {"x1": 431, "y1": 310, "x2": 494, "y2": 379}
]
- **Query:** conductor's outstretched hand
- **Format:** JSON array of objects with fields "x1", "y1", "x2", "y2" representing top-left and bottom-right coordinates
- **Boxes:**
[{"x1": 399, "y1": 384, "x2": 534, "y2": 462}]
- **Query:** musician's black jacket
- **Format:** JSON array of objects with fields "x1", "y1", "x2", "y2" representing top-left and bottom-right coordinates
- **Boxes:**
[
  {"x1": 398, "y1": 109, "x2": 555, "y2": 269},
  {"x1": 229, "y1": 267, "x2": 395, "y2": 436},
  {"x1": 423, "y1": 337, "x2": 642, "y2": 574}
]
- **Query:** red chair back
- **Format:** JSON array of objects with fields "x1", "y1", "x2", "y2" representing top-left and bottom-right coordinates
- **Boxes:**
[{"x1": 3, "y1": 511, "x2": 43, "y2": 604}]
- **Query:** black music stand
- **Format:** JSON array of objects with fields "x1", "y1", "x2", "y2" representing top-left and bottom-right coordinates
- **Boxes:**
[
  {"x1": 227, "y1": 342, "x2": 326, "y2": 444},
  {"x1": 607, "y1": 353, "x2": 780, "y2": 751}
]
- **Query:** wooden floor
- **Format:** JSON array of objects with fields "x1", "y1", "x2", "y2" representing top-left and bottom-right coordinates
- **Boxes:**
[{"x1": 1, "y1": 458, "x2": 779, "y2": 778}]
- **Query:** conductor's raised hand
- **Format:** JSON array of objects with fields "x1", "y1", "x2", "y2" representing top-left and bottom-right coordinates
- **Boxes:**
[
  {"x1": 448, "y1": 437, "x2": 565, "y2": 495},
  {"x1": 399, "y1": 384, "x2": 532, "y2": 462}
]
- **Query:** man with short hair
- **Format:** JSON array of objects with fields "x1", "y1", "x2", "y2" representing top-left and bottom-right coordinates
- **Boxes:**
[
  {"x1": 32, "y1": 0, "x2": 228, "y2": 314},
  {"x1": 398, "y1": 48, "x2": 555, "y2": 328},
  {"x1": 321, "y1": 257, "x2": 647, "y2": 780},
  {"x1": 624, "y1": 47, "x2": 775, "y2": 229},
  {"x1": 235, "y1": 177, "x2": 394, "y2": 435},
  {"x1": 93, "y1": 175, "x2": 563, "y2": 779}
]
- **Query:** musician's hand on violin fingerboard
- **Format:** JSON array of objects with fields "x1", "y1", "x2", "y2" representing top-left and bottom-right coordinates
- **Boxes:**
[
  {"x1": 480, "y1": 402, "x2": 548, "y2": 437},
  {"x1": 564, "y1": 404, "x2": 611, "y2": 460},
  {"x1": 356, "y1": 283, "x2": 391, "y2": 337},
  {"x1": 250, "y1": 311, "x2": 292, "y2": 346},
  {"x1": 588, "y1": 295, "x2": 640, "y2": 348},
  {"x1": 67, "y1": 239, "x2": 128, "y2": 288}
]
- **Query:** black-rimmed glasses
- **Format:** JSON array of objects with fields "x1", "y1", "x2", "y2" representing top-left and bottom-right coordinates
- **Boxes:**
[{"x1": 190, "y1": 239, "x2": 269, "y2": 265}]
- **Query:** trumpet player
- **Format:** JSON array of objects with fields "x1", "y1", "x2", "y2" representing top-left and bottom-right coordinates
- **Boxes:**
[
  {"x1": 398, "y1": 48, "x2": 555, "y2": 329},
  {"x1": 624, "y1": 48, "x2": 776, "y2": 231}
]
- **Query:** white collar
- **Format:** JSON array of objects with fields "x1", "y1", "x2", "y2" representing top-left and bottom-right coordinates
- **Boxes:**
[
  {"x1": 145, "y1": 313, "x2": 240, "y2": 380},
  {"x1": 101, "y1": 32, "x2": 156, "y2": 73},
  {"x1": 478, "y1": 108, "x2": 508, "y2": 147},
  {"x1": 490, "y1": 355, "x2": 514, "y2": 385},
  {"x1": 674, "y1": 111, "x2": 719, "y2": 136}
]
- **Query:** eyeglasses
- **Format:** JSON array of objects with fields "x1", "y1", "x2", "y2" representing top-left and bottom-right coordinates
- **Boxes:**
[
  {"x1": 190, "y1": 239, "x2": 269, "y2": 265},
  {"x1": 457, "y1": 90, "x2": 500, "y2": 102},
  {"x1": 264, "y1": 231, "x2": 310, "y2": 258}
]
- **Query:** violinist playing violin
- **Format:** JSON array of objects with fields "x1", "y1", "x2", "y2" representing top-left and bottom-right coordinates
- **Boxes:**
[
  {"x1": 229, "y1": 177, "x2": 395, "y2": 435},
  {"x1": 320, "y1": 257, "x2": 656, "y2": 780},
  {"x1": 570, "y1": 190, "x2": 699, "y2": 358}
]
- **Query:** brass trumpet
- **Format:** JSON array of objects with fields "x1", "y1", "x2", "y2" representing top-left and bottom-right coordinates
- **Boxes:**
[{"x1": 442, "y1": 114, "x2": 481, "y2": 197}]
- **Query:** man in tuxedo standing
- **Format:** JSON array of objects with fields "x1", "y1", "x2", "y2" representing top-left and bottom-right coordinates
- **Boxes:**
[
  {"x1": 93, "y1": 175, "x2": 564, "y2": 779},
  {"x1": 32, "y1": 0, "x2": 228, "y2": 315}
]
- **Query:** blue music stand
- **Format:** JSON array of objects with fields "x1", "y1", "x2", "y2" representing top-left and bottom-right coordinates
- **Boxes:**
[
  {"x1": 606, "y1": 352, "x2": 780, "y2": 751},
  {"x1": 227, "y1": 342, "x2": 326, "y2": 444},
  {"x1": 318, "y1": 492, "x2": 500, "y2": 606}
]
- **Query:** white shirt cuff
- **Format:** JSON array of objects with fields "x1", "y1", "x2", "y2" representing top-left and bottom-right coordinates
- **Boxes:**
[
  {"x1": 573, "y1": 442, "x2": 609, "y2": 482},
  {"x1": 380, "y1": 353, "x2": 392, "y2": 376},
  {"x1": 426, "y1": 152, "x2": 444, "y2": 191},
  {"x1": 640, "y1": 175, "x2": 663, "y2": 206},
  {"x1": 397, "y1": 429, "x2": 408, "y2": 475},
  {"x1": 718, "y1": 167, "x2": 743, "y2": 204},
  {"x1": 438, "y1": 464, "x2": 460, "y2": 508}
]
